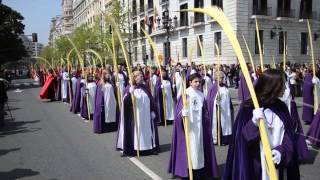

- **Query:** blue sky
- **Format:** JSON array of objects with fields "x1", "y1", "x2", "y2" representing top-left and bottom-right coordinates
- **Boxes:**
[{"x1": 3, "y1": 0, "x2": 61, "y2": 46}]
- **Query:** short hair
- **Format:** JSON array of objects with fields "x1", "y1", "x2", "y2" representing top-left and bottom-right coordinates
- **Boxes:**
[{"x1": 189, "y1": 73, "x2": 201, "y2": 82}]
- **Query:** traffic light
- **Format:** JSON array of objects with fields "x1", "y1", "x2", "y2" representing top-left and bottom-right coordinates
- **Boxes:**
[{"x1": 32, "y1": 33, "x2": 38, "y2": 42}]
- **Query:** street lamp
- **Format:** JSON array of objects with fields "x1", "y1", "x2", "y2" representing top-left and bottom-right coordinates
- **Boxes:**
[{"x1": 156, "y1": 7, "x2": 177, "y2": 66}]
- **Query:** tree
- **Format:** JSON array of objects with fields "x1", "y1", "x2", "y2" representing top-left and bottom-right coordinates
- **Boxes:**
[{"x1": 0, "y1": 4, "x2": 28, "y2": 68}]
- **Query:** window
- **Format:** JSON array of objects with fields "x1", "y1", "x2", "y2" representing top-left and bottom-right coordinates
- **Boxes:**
[
  {"x1": 194, "y1": 0, "x2": 204, "y2": 23},
  {"x1": 164, "y1": 42, "x2": 171, "y2": 59},
  {"x1": 301, "y1": 32, "x2": 308, "y2": 55},
  {"x1": 148, "y1": 16, "x2": 154, "y2": 34},
  {"x1": 133, "y1": 23, "x2": 138, "y2": 38},
  {"x1": 299, "y1": 0, "x2": 313, "y2": 19},
  {"x1": 140, "y1": 20, "x2": 145, "y2": 37},
  {"x1": 150, "y1": 47, "x2": 154, "y2": 60},
  {"x1": 180, "y1": 4, "x2": 188, "y2": 26},
  {"x1": 252, "y1": 0, "x2": 267, "y2": 15},
  {"x1": 182, "y1": 38, "x2": 188, "y2": 58},
  {"x1": 255, "y1": 30, "x2": 264, "y2": 54},
  {"x1": 211, "y1": 0, "x2": 223, "y2": 9},
  {"x1": 134, "y1": 47, "x2": 138, "y2": 62},
  {"x1": 214, "y1": 32, "x2": 222, "y2": 55},
  {"x1": 279, "y1": 31, "x2": 287, "y2": 54},
  {"x1": 277, "y1": 0, "x2": 292, "y2": 17},
  {"x1": 197, "y1": 35, "x2": 203, "y2": 57},
  {"x1": 142, "y1": 45, "x2": 147, "y2": 62},
  {"x1": 132, "y1": 0, "x2": 137, "y2": 16},
  {"x1": 148, "y1": 0, "x2": 153, "y2": 9},
  {"x1": 140, "y1": 0, "x2": 145, "y2": 13}
]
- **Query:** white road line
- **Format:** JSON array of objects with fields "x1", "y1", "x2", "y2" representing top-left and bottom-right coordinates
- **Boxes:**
[
  {"x1": 119, "y1": 151, "x2": 162, "y2": 180},
  {"x1": 128, "y1": 157, "x2": 162, "y2": 180}
]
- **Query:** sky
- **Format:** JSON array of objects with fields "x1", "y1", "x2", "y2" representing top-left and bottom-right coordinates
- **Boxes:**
[{"x1": 3, "y1": 0, "x2": 61, "y2": 46}]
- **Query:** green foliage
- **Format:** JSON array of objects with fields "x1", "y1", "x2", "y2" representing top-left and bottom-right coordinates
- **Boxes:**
[{"x1": 0, "y1": 4, "x2": 28, "y2": 67}]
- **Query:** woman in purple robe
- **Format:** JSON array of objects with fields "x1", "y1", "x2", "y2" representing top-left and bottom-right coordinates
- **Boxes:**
[
  {"x1": 302, "y1": 71, "x2": 314, "y2": 124},
  {"x1": 80, "y1": 76, "x2": 89, "y2": 120},
  {"x1": 168, "y1": 73, "x2": 219, "y2": 179},
  {"x1": 93, "y1": 70, "x2": 118, "y2": 133},
  {"x1": 116, "y1": 69, "x2": 159, "y2": 156},
  {"x1": 224, "y1": 69, "x2": 300, "y2": 180}
]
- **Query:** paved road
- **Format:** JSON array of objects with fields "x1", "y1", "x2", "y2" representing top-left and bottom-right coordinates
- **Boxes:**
[{"x1": 0, "y1": 79, "x2": 319, "y2": 180}]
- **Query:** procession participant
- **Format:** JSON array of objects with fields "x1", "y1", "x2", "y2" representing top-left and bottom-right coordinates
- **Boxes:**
[
  {"x1": 61, "y1": 68, "x2": 70, "y2": 103},
  {"x1": 93, "y1": 70, "x2": 118, "y2": 133},
  {"x1": 207, "y1": 71, "x2": 233, "y2": 145},
  {"x1": 86, "y1": 74, "x2": 97, "y2": 120},
  {"x1": 302, "y1": 69, "x2": 314, "y2": 124},
  {"x1": 70, "y1": 71, "x2": 81, "y2": 114},
  {"x1": 168, "y1": 73, "x2": 219, "y2": 180},
  {"x1": 173, "y1": 63, "x2": 184, "y2": 100},
  {"x1": 147, "y1": 66, "x2": 158, "y2": 96},
  {"x1": 80, "y1": 72, "x2": 89, "y2": 119},
  {"x1": 200, "y1": 66, "x2": 213, "y2": 97},
  {"x1": 114, "y1": 65, "x2": 128, "y2": 96},
  {"x1": 55, "y1": 69, "x2": 62, "y2": 101},
  {"x1": 70, "y1": 69, "x2": 78, "y2": 102},
  {"x1": 307, "y1": 76, "x2": 320, "y2": 148},
  {"x1": 116, "y1": 69, "x2": 159, "y2": 156},
  {"x1": 154, "y1": 67, "x2": 175, "y2": 125},
  {"x1": 224, "y1": 69, "x2": 299, "y2": 180},
  {"x1": 238, "y1": 63, "x2": 257, "y2": 102},
  {"x1": 39, "y1": 69, "x2": 56, "y2": 101}
]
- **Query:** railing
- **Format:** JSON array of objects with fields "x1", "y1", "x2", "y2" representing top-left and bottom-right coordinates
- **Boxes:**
[
  {"x1": 252, "y1": 7, "x2": 272, "y2": 16},
  {"x1": 277, "y1": 8, "x2": 295, "y2": 18},
  {"x1": 299, "y1": 11, "x2": 317, "y2": 20}
]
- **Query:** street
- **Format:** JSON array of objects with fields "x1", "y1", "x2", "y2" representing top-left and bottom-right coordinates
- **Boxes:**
[{"x1": 0, "y1": 79, "x2": 320, "y2": 180}]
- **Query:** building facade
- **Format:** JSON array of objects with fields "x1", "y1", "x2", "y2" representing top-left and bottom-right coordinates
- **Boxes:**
[
  {"x1": 62, "y1": 0, "x2": 74, "y2": 35},
  {"x1": 20, "y1": 35, "x2": 44, "y2": 57},
  {"x1": 48, "y1": 16, "x2": 62, "y2": 47},
  {"x1": 129, "y1": 0, "x2": 320, "y2": 66}
]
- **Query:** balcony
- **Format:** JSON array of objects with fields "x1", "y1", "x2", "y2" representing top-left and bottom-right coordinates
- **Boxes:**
[
  {"x1": 252, "y1": 7, "x2": 272, "y2": 16},
  {"x1": 277, "y1": 9, "x2": 295, "y2": 19},
  {"x1": 299, "y1": 11, "x2": 317, "y2": 20}
]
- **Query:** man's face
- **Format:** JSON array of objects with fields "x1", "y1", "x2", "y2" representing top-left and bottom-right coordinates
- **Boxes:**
[{"x1": 190, "y1": 77, "x2": 200, "y2": 90}]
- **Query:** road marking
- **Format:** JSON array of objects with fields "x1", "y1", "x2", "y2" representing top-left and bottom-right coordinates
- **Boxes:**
[
  {"x1": 119, "y1": 150, "x2": 162, "y2": 180},
  {"x1": 14, "y1": 88, "x2": 23, "y2": 93},
  {"x1": 128, "y1": 157, "x2": 162, "y2": 180}
]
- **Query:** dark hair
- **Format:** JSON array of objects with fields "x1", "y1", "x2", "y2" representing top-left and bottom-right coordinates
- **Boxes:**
[
  {"x1": 189, "y1": 73, "x2": 201, "y2": 82},
  {"x1": 246, "y1": 69, "x2": 285, "y2": 107}
]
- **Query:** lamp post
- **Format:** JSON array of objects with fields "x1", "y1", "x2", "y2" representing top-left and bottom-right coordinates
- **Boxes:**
[{"x1": 157, "y1": 7, "x2": 177, "y2": 66}]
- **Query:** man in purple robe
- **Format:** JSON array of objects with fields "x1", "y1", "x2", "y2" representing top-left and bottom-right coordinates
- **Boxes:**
[
  {"x1": 168, "y1": 73, "x2": 219, "y2": 179},
  {"x1": 307, "y1": 76, "x2": 320, "y2": 148},
  {"x1": 302, "y1": 72, "x2": 314, "y2": 124},
  {"x1": 70, "y1": 76, "x2": 81, "y2": 114}
]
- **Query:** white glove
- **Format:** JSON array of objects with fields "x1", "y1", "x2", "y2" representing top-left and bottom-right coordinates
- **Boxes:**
[
  {"x1": 151, "y1": 112, "x2": 156, "y2": 119},
  {"x1": 252, "y1": 108, "x2": 265, "y2": 126},
  {"x1": 160, "y1": 84, "x2": 164, "y2": 89},
  {"x1": 182, "y1": 109, "x2": 189, "y2": 117},
  {"x1": 271, "y1": 149, "x2": 281, "y2": 165},
  {"x1": 251, "y1": 73, "x2": 257, "y2": 80},
  {"x1": 129, "y1": 86, "x2": 134, "y2": 93},
  {"x1": 172, "y1": 84, "x2": 176, "y2": 87},
  {"x1": 312, "y1": 76, "x2": 320, "y2": 85},
  {"x1": 116, "y1": 82, "x2": 120, "y2": 87}
]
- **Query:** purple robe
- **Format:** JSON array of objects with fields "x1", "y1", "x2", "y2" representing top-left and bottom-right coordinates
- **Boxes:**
[
  {"x1": 93, "y1": 82, "x2": 118, "y2": 133},
  {"x1": 238, "y1": 73, "x2": 254, "y2": 102},
  {"x1": 153, "y1": 76, "x2": 173, "y2": 125},
  {"x1": 223, "y1": 99, "x2": 300, "y2": 180},
  {"x1": 116, "y1": 84, "x2": 160, "y2": 156},
  {"x1": 302, "y1": 73, "x2": 314, "y2": 124},
  {"x1": 168, "y1": 97, "x2": 219, "y2": 178},
  {"x1": 70, "y1": 78, "x2": 81, "y2": 113},
  {"x1": 55, "y1": 75, "x2": 62, "y2": 101},
  {"x1": 307, "y1": 109, "x2": 320, "y2": 148},
  {"x1": 80, "y1": 80, "x2": 89, "y2": 119},
  {"x1": 207, "y1": 83, "x2": 234, "y2": 145}
]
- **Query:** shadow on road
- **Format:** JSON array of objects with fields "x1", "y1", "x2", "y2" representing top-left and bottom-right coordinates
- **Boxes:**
[
  {"x1": 0, "y1": 148, "x2": 21, "y2": 157},
  {"x1": 0, "y1": 120, "x2": 41, "y2": 138},
  {"x1": 0, "y1": 168, "x2": 39, "y2": 179},
  {"x1": 302, "y1": 149, "x2": 319, "y2": 164},
  {"x1": 159, "y1": 143, "x2": 171, "y2": 154}
]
